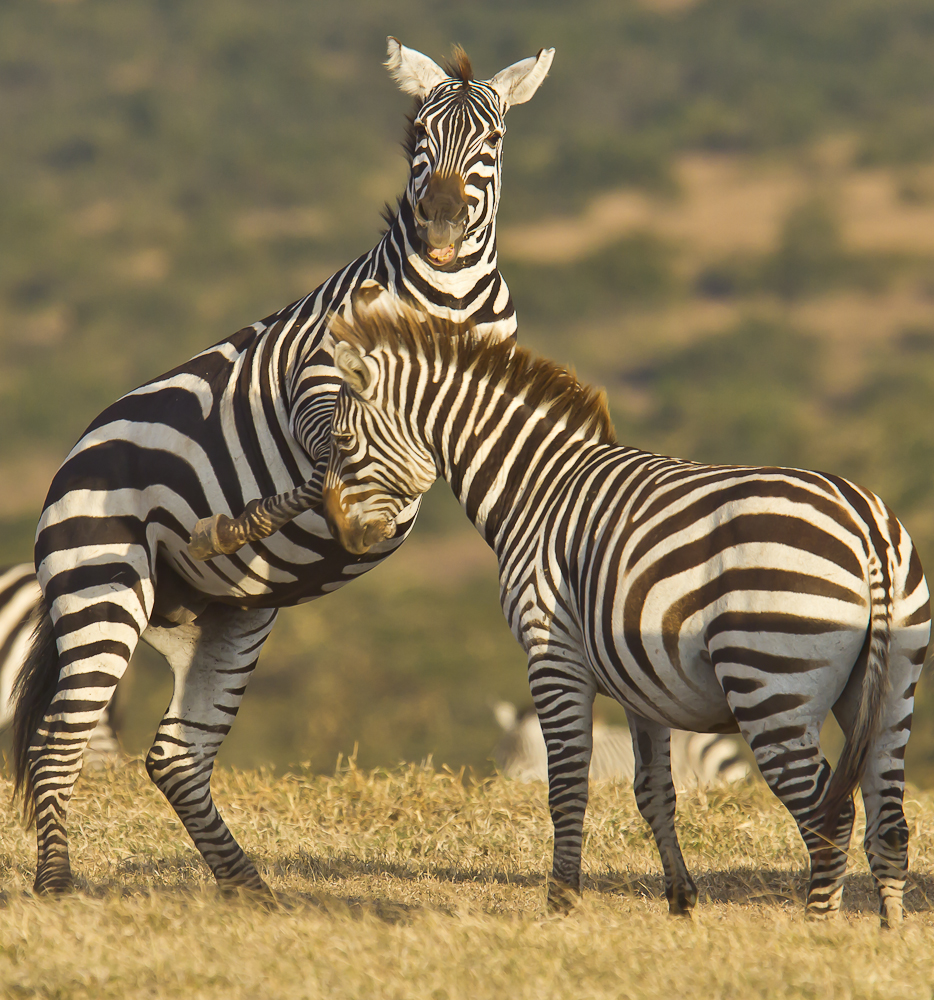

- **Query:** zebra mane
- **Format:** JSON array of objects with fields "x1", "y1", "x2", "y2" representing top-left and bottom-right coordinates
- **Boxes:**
[
  {"x1": 380, "y1": 103, "x2": 423, "y2": 232},
  {"x1": 443, "y1": 45, "x2": 473, "y2": 83},
  {"x1": 331, "y1": 307, "x2": 617, "y2": 447}
]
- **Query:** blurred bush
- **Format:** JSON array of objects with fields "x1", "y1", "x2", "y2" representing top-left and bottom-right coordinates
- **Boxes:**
[{"x1": 3, "y1": 0, "x2": 934, "y2": 782}]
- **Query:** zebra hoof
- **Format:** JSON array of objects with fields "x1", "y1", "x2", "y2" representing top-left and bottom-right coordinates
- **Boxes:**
[
  {"x1": 219, "y1": 880, "x2": 278, "y2": 909},
  {"x1": 32, "y1": 870, "x2": 76, "y2": 897},
  {"x1": 546, "y1": 877, "x2": 580, "y2": 915},
  {"x1": 879, "y1": 911, "x2": 904, "y2": 930},
  {"x1": 667, "y1": 881, "x2": 698, "y2": 917}
]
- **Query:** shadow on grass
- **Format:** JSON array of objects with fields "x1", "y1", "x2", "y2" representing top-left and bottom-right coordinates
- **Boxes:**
[
  {"x1": 270, "y1": 851, "x2": 934, "y2": 916},
  {"x1": 5, "y1": 851, "x2": 931, "y2": 921},
  {"x1": 271, "y1": 849, "x2": 546, "y2": 889},
  {"x1": 590, "y1": 866, "x2": 934, "y2": 914}
]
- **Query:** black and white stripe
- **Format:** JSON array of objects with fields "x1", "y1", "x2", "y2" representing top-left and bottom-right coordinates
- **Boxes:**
[
  {"x1": 0, "y1": 566, "x2": 119, "y2": 763},
  {"x1": 321, "y1": 309, "x2": 931, "y2": 925},
  {"x1": 12, "y1": 39, "x2": 554, "y2": 897}
]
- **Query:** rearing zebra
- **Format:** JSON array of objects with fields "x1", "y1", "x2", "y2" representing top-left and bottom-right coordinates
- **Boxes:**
[
  {"x1": 12, "y1": 39, "x2": 554, "y2": 897},
  {"x1": 317, "y1": 306, "x2": 930, "y2": 925}
]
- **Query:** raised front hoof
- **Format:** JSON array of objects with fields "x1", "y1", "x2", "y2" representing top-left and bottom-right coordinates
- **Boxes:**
[
  {"x1": 546, "y1": 877, "x2": 581, "y2": 915},
  {"x1": 666, "y1": 882, "x2": 698, "y2": 918},
  {"x1": 188, "y1": 515, "x2": 228, "y2": 560}
]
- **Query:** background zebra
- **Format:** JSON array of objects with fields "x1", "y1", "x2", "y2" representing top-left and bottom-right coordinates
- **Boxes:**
[
  {"x1": 320, "y1": 306, "x2": 931, "y2": 925},
  {"x1": 12, "y1": 39, "x2": 554, "y2": 898},
  {"x1": 492, "y1": 701, "x2": 749, "y2": 790},
  {"x1": 0, "y1": 566, "x2": 119, "y2": 765}
]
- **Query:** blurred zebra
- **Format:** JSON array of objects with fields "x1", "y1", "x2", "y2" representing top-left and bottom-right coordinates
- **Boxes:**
[
  {"x1": 492, "y1": 702, "x2": 749, "y2": 790},
  {"x1": 317, "y1": 307, "x2": 930, "y2": 925},
  {"x1": 13, "y1": 38, "x2": 555, "y2": 898},
  {"x1": 0, "y1": 565, "x2": 120, "y2": 765}
]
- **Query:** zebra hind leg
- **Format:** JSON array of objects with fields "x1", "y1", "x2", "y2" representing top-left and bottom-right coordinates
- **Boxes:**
[
  {"x1": 748, "y1": 732, "x2": 855, "y2": 920},
  {"x1": 833, "y1": 637, "x2": 926, "y2": 926},
  {"x1": 14, "y1": 593, "x2": 143, "y2": 895},
  {"x1": 142, "y1": 604, "x2": 278, "y2": 898},
  {"x1": 627, "y1": 714, "x2": 698, "y2": 916}
]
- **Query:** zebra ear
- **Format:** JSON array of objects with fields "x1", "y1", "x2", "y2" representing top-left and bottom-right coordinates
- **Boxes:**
[
  {"x1": 334, "y1": 341, "x2": 374, "y2": 396},
  {"x1": 385, "y1": 37, "x2": 448, "y2": 98},
  {"x1": 486, "y1": 47, "x2": 555, "y2": 108}
]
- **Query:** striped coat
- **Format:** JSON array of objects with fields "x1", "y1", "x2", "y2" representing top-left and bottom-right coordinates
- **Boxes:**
[
  {"x1": 12, "y1": 39, "x2": 554, "y2": 899},
  {"x1": 0, "y1": 566, "x2": 119, "y2": 764},
  {"x1": 319, "y1": 308, "x2": 930, "y2": 924}
]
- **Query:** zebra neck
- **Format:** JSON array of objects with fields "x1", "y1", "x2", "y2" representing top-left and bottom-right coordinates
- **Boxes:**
[
  {"x1": 381, "y1": 200, "x2": 504, "y2": 320},
  {"x1": 437, "y1": 393, "x2": 602, "y2": 551}
]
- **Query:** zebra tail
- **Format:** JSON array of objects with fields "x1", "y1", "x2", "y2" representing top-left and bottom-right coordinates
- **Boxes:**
[
  {"x1": 819, "y1": 547, "x2": 892, "y2": 840},
  {"x1": 11, "y1": 596, "x2": 59, "y2": 825}
]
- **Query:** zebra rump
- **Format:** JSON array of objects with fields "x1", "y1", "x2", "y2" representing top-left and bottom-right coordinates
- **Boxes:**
[
  {"x1": 0, "y1": 565, "x2": 119, "y2": 775},
  {"x1": 492, "y1": 702, "x2": 749, "y2": 790}
]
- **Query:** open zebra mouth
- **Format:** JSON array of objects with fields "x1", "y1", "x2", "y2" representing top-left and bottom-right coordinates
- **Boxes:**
[{"x1": 427, "y1": 244, "x2": 457, "y2": 267}]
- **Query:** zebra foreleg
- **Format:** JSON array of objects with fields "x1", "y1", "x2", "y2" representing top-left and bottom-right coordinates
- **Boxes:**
[
  {"x1": 627, "y1": 714, "x2": 698, "y2": 916},
  {"x1": 528, "y1": 656, "x2": 595, "y2": 914},
  {"x1": 142, "y1": 604, "x2": 277, "y2": 897}
]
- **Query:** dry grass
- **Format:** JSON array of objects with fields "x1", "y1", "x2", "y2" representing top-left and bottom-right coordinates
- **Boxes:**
[{"x1": 1, "y1": 761, "x2": 933, "y2": 999}]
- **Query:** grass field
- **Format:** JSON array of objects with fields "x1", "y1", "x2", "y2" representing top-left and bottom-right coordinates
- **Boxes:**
[{"x1": 1, "y1": 761, "x2": 933, "y2": 998}]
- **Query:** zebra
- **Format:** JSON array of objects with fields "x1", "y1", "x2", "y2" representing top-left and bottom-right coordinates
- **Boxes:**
[
  {"x1": 0, "y1": 566, "x2": 120, "y2": 764},
  {"x1": 492, "y1": 701, "x2": 750, "y2": 789},
  {"x1": 312, "y1": 305, "x2": 930, "y2": 924},
  {"x1": 12, "y1": 38, "x2": 554, "y2": 898}
]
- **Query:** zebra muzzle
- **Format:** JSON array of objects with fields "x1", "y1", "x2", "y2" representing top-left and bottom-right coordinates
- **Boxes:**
[
  {"x1": 414, "y1": 174, "x2": 468, "y2": 269},
  {"x1": 322, "y1": 486, "x2": 394, "y2": 555}
]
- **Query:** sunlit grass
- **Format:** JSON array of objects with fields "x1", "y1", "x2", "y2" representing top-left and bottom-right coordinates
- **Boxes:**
[{"x1": 1, "y1": 761, "x2": 933, "y2": 998}]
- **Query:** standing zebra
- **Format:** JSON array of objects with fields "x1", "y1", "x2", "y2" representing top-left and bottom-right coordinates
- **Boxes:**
[
  {"x1": 13, "y1": 38, "x2": 554, "y2": 897},
  {"x1": 0, "y1": 566, "x2": 119, "y2": 763},
  {"x1": 316, "y1": 307, "x2": 930, "y2": 925}
]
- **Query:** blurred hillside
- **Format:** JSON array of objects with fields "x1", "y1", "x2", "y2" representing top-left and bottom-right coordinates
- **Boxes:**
[{"x1": 3, "y1": 0, "x2": 934, "y2": 781}]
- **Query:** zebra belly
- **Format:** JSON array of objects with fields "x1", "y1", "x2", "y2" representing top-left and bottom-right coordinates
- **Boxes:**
[{"x1": 156, "y1": 499, "x2": 422, "y2": 609}]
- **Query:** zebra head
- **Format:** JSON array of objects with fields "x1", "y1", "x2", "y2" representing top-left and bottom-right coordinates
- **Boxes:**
[
  {"x1": 386, "y1": 38, "x2": 554, "y2": 272},
  {"x1": 322, "y1": 312, "x2": 443, "y2": 555}
]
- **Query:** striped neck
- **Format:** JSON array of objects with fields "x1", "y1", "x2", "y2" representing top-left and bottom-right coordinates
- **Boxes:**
[
  {"x1": 381, "y1": 196, "x2": 501, "y2": 309},
  {"x1": 432, "y1": 373, "x2": 606, "y2": 549}
]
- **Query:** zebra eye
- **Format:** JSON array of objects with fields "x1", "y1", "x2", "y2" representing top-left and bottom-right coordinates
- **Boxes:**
[
  {"x1": 332, "y1": 431, "x2": 355, "y2": 448},
  {"x1": 486, "y1": 130, "x2": 503, "y2": 145}
]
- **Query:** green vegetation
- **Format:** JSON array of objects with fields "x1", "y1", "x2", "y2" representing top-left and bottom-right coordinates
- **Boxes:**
[
  {"x1": 1, "y1": 763, "x2": 934, "y2": 998},
  {"x1": 2, "y1": 0, "x2": 934, "y2": 783}
]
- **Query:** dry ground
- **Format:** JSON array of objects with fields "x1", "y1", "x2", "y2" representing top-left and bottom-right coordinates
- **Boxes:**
[{"x1": 1, "y1": 762, "x2": 933, "y2": 998}]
